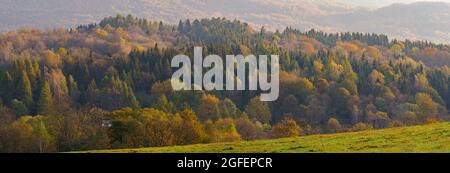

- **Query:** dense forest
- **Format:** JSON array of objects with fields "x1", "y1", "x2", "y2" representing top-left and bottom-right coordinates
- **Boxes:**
[{"x1": 1, "y1": 15, "x2": 450, "y2": 152}]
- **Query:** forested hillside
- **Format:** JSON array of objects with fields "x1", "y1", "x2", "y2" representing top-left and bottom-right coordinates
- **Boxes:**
[
  {"x1": 1, "y1": 15, "x2": 450, "y2": 152},
  {"x1": 2, "y1": 1, "x2": 450, "y2": 43}
]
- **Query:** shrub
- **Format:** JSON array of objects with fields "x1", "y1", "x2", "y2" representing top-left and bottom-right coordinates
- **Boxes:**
[
  {"x1": 271, "y1": 117, "x2": 301, "y2": 138},
  {"x1": 352, "y1": 122, "x2": 373, "y2": 132},
  {"x1": 327, "y1": 117, "x2": 342, "y2": 133}
]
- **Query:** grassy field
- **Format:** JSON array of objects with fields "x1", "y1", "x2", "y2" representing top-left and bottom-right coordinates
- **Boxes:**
[{"x1": 81, "y1": 122, "x2": 450, "y2": 153}]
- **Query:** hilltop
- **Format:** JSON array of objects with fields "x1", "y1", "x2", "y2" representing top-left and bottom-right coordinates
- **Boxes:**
[{"x1": 1, "y1": 1, "x2": 450, "y2": 43}]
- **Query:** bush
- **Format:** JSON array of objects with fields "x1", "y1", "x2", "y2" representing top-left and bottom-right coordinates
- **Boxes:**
[
  {"x1": 327, "y1": 117, "x2": 342, "y2": 133},
  {"x1": 271, "y1": 117, "x2": 301, "y2": 138},
  {"x1": 352, "y1": 122, "x2": 373, "y2": 132},
  {"x1": 426, "y1": 118, "x2": 439, "y2": 124},
  {"x1": 388, "y1": 120, "x2": 404, "y2": 128},
  {"x1": 215, "y1": 118, "x2": 241, "y2": 142}
]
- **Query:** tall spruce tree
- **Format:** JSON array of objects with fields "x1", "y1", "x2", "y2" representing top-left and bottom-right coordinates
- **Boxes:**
[
  {"x1": 0, "y1": 72, "x2": 14, "y2": 103},
  {"x1": 17, "y1": 70, "x2": 33, "y2": 108},
  {"x1": 68, "y1": 75, "x2": 80, "y2": 104},
  {"x1": 37, "y1": 81, "x2": 54, "y2": 115}
]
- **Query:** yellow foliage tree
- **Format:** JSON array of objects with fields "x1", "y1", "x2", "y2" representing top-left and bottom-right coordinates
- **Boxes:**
[{"x1": 271, "y1": 117, "x2": 301, "y2": 138}]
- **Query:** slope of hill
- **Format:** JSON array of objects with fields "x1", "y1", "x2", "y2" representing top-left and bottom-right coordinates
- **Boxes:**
[
  {"x1": 2, "y1": 0, "x2": 450, "y2": 43},
  {"x1": 81, "y1": 122, "x2": 450, "y2": 153},
  {"x1": 322, "y1": 2, "x2": 450, "y2": 43},
  {"x1": 1, "y1": 15, "x2": 450, "y2": 153},
  {"x1": 0, "y1": 0, "x2": 350, "y2": 31}
]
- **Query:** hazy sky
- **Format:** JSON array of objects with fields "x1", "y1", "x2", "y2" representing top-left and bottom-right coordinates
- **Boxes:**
[{"x1": 338, "y1": 0, "x2": 450, "y2": 7}]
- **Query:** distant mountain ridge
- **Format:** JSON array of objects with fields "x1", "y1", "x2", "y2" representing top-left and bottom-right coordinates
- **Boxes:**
[
  {"x1": 321, "y1": 2, "x2": 450, "y2": 43},
  {"x1": 1, "y1": 0, "x2": 450, "y2": 43}
]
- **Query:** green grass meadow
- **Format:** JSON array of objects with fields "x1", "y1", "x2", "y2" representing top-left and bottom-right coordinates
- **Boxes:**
[{"x1": 80, "y1": 122, "x2": 450, "y2": 153}]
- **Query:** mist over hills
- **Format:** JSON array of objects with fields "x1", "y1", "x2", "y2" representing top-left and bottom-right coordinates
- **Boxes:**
[
  {"x1": 321, "y1": 2, "x2": 450, "y2": 43},
  {"x1": 1, "y1": 0, "x2": 449, "y2": 43}
]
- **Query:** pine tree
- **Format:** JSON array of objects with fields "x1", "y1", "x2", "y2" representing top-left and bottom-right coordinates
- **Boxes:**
[
  {"x1": 37, "y1": 81, "x2": 54, "y2": 115},
  {"x1": 86, "y1": 80, "x2": 99, "y2": 105},
  {"x1": 177, "y1": 20, "x2": 184, "y2": 33},
  {"x1": 154, "y1": 94, "x2": 174, "y2": 113},
  {"x1": 68, "y1": 75, "x2": 80, "y2": 104},
  {"x1": 127, "y1": 85, "x2": 140, "y2": 109},
  {"x1": 24, "y1": 59, "x2": 40, "y2": 89},
  {"x1": 17, "y1": 70, "x2": 33, "y2": 108},
  {"x1": 220, "y1": 98, "x2": 241, "y2": 119},
  {"x1": 0, "y1": 72, "x2": 14, "y2": 103},
  {"x1": 11, "y1": 99, "x2": 29, "y2": 116}
]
